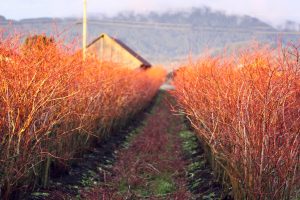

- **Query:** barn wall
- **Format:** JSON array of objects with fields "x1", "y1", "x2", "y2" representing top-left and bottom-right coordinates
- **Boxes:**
[{"x1": 87, "y1": 35, "x2": 143, "y2": 69}]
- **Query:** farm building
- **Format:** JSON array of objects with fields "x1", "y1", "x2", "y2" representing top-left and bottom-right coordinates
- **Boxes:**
[{"x1": 87, "y1": 33, "x2": 151, "y2": 69}]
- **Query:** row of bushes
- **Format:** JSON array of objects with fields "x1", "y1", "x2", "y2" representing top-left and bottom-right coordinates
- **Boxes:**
[
  {"x1": 0, "y1": 34, "x2": 166, "y2": 199},
  {"x1": 172, "y1": 44, "x2": 299, "y2": 199}
]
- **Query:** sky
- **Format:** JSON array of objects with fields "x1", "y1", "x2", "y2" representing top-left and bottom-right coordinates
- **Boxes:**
[{"x1": 0, "y1": 0, "x2": 299, "y2": 25}]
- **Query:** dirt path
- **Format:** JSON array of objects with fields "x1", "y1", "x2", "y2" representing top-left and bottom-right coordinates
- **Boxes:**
[
  {"x1": 30, "y1": 93, "x2": 231, "y2": 200},
  {"x1": 82, "y1": 95, "x2": 191, "y2": 199}
]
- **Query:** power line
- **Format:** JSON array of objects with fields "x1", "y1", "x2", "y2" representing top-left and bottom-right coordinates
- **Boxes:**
[
  {"x1": 86, "y1": 20, "x2": 300, "y2": 35},
  {"x1": 2, "y1": 19, "x2": 300, "y2": 35}
]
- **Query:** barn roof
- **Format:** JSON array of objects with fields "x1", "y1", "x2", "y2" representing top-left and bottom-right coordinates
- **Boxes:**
[{"x1": 87, "y1": 33, "x2": 151, "y2": 68}]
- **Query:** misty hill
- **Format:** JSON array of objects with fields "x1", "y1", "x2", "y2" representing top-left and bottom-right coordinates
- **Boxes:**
[
  {"x1": 111, "y1": 7, "x2": 272, "y2": 29},
  {"x1": 0, "y1": 7, "x2": 299, "y2": 67}
]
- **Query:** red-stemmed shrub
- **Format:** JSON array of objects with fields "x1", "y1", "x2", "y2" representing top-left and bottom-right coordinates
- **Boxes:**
[
  {"x1": 172, "y1": 44, "x2": 300, "y2": 200},
  {"x1": 0, "y1": 33, "x2": 166, "y2": 199}
]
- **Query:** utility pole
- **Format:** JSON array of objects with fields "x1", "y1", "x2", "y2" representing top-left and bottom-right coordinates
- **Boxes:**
[{"x1": 83, "y1": 0, "x2": 87, "y2": 60}]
